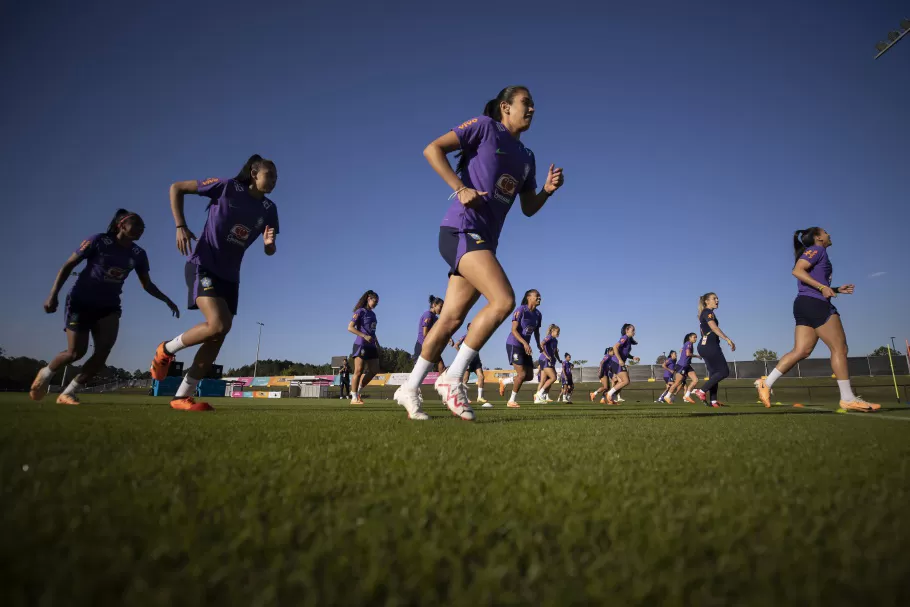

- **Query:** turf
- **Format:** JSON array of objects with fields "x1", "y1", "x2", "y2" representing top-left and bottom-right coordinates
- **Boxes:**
[{"x1": 2, "y1": 393, "x2": 910, "y2": 606}]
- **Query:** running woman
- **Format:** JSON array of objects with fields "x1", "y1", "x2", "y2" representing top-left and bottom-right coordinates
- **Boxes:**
[
  {"x1": 348, "y1": 290, "x2": 381, "y2": 405},
  {"x1": 392, "y1": 85, "x2": 564, "y2": 421},
  {"x1": 605, "y1": 325, "x2": 640, "y2": 405},
  {"x1": 535, "y1": 324, "x2": 560, "y2": 403},
  {"x1": 149, "y1": 154, "x2": 279, "y2": 412},
  {"x1": 590, "y1": 347, "x2": 614, "y2": 403},
  {"x1": 455, "y1": 323, "x2": 490, "y2": 407},
  {"x1": 413, "y1": 295, "x2": 454, "y2": 373},
  {"x1": 503, "y1": 290, "x2": 545, "y2": 407},
  {"x1": 693, "y1": 293, "x2": 734, "y2": 407},
  {"x1": 755, "y1": 228, "x2": 880, "y2": 412},
  {"x1": 657, "y1": 350, "x2": 678, "y2": 403},
  {"x1": 560, "y1": 352, "x2": 575, "y2": 402},
  {"x1": 30, "y1": 210, "x2": 179, "y2": 404},
  {"x1": 667, "y1": 333, "x2": 702, "y2": 403}
]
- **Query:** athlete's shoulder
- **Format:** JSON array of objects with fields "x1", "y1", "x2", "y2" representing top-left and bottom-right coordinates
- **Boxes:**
[
  {"x1": 800, "y1": 245, "x2": 826, "y2": 261},
  {"x1": 454, "y1": 116, "x2": 491, "y2": 131}
]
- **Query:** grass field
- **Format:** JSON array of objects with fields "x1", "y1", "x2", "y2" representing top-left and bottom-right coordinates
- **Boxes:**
[{"x1": 3, "y1": 391, "x2": 910, "y2": 606}]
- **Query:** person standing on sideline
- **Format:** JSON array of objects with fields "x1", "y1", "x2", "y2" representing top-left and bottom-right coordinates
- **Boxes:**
[
  {"x1": 755, "y1": 228, "x2": 879, "y2": 412},
  {"x1": 392, "y1": 85, "x2": 564, "y2": 421},
  {"x1": 339, "y1": 357, "x2": 351, "y2": 399},
  {"x1": 693, "y1": 293, "x2": 734, "y2": 407}
]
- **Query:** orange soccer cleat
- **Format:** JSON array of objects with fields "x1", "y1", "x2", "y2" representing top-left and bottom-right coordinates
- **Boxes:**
[
  {"x1": 56, "y1": 394, "x2": 80, "y2": 406},
  {"x1": 170, "y1": 397, "x2": 213, "y2": 412},
  {"x1": 840, "y1": 397, "x2": 880, "y2": 412},
  {"x1": 150, "y1": 342, "x2": 175, "y2": 381},
  {"x1": 754, "y1": 378, "x2": 772, "y2": 408},
  {"x1": 499, "y1": 379, "x2": 506, "y2": 397}
]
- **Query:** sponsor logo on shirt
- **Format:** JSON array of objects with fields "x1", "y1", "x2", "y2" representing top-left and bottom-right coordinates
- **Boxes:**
[
  {"x1": 493, "y1": 174, "x2": 519, "y2": 204},
  {"x1": 457, "y1": 118, "x2": 478, "y2": 130},
  {"x1": 495, "y1": 148, "x2": 507, "y2": 155},
  {"x1": 103, "y1": 267, "x2": 128, "y2": 283},
  {"x1": 79, "y1": 240, "x2": 91, "y2": 252},
  {"x1": 201, "y1": 177, "x2": 220, "y2": 186},
  {"x1": 227, "y1": 224, "x2": 251, "y2": 247},
  {"x1": 803, "y1": 249, "x2": 818, "y2": 260},
  {"x1": 707, "y1": 313, "x2": 714, "y2": 320}
]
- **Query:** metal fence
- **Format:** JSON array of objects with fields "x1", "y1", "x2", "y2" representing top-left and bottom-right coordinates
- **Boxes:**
[{"x1": 572, "y1": 356, "x2": 910, "y2": 382}]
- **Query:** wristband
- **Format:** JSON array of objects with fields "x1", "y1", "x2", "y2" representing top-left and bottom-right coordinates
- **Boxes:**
[
  {"x1": 176, "y1": 224, "x2": 187, "y2": 229},
  {"x1": 817, "y1": 285, "x2": 825, "y2": 292}
]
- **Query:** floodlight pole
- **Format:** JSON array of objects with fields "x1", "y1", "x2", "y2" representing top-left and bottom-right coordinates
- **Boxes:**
[
  {"x1": 253, "y1": 322, "x2": 265, "y2": 378},
  {"x1": 874, "y1": 19, "x2": 910, "y2": 59}
]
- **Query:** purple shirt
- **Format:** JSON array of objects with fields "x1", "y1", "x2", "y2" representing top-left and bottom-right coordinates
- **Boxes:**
[
  {"x1": 506, "y1": 305, "x2": 542, "y2": 347},
  {"x1": 539, "y1": 335, "x2": 558, "y2": 363},
  {"x1": 678, "y1": 342, "x2": 695, "y2": 367},
  {"x1": 796, "y1": 245, "x2": 832, "y2": 302},
  {"x1": 417, "y1": 310, "x2": 437, "y2": 344},
  {"x1": 69, "y1": 233, "x2": 149, "y2": 306},
  {"x1": 616, "y1": 335, "x2": 635, "y2": 362},
  {"x1": 190, "y1": 178, "x2": 280, "y2": 283},
  {"x1": 352, "y1": 307, "x2": 379, "y2": 347},
  {"x1": 440, "y1": 116, "x2": 538, "y2": 248},
  {"x1": 599, "y1": 355, "x2": 611, "y2": 376},
  {"x1": 561, "y1": 360, "x2": 573, "y2": 378}
]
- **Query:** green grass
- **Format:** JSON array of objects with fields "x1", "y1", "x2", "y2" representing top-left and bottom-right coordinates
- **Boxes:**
[{"x1": 2, "y1": 393, "x2": 910, "y2": 606}]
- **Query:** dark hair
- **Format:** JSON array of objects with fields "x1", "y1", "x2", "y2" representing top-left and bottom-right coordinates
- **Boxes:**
[
  {"x1": 234, "y1": 154, "x2": 275, "y2": 185},
  {"x1": 428, "y1": 295, "x2": 444, "y2": 308},
  {"x1": 564, "y1": 352, "x2": 571, "y2": 358},
  {"x1": 620, "y1": 323, "x2": 634, "y2": 336},
  {"x1": 793, "y1": 227, "x2": 823, "y2": 261},
  {"x1": 604, "y1": 347, "x2": 613, "y2": 355},
  {"x1": 520, "y1": 289, "x2": 540, "y2": 306},
  {"x1": 668, "y1": 350, "x2": 677, "y2": 358},
  {"x1": 107, "y1": 208, "x2": 142, "y2": 235},
  {"x1": 454, "y1": 85, "x2": 529, "y2": 175},
  {"x1": 353, "y1": 290, "x2": 378, "y2": 312},
  {"x1": 684, "y1": 332, "x2": 697, "y2": 342}
]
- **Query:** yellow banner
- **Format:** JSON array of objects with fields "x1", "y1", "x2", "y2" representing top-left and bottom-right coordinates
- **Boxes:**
[{"x1": 368, "y1": 373, "x2": 390, "y2": 386}]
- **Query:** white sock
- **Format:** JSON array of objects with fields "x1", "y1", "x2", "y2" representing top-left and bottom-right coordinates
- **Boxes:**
[
  {"x1": 659, "y1": 390, "x2": 668, "y2": 399},
  {"x1": 765, "y1": 368, "x2": 783, "y2": 388},
  {"x1": 477, "y1": 387, "x2": 484, "y2": 399},
  {"x1": 510, "y1": 391, "x2": 519, "y2": 402},
  {"x1": 62, "y1": 379, "x2": 83, "y2": 396},
  {"x1": 685, "y1": 390, "x2": 691, "y2": 397},
  {"x1": 38, "y1": 366, "x2": 53, "y2": 382},
  {"x1": 607, "y1": 388, "x2": 616, "y2": 398},
  {"x1": 175, "y1": 375, "x2": 200, "y2": 398},
  {"x1": 837, "y1": 379, "x2": 855, "y2": 401},
  {"x1": 446, "y1": 345, "x2": 478, "y2": 381},
  {"x1": 165, "y1": 334, "x2": 187, "y2": 355},
  {"x1": 407, "y1": 357, "x2": 434, "y2": 390}
]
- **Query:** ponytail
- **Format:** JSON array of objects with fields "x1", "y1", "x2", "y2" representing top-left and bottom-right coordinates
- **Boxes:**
[
  {"x1": 455, "y1": 85, "x2": 529, "y2": 175},
  {"x1": 683, "y1": 332, "x2": 697, "y2": 343},
  {"x1": 353, "y1": 290, "x2": 378, "y2": 313},
  {"x1": 520, "y1": 289, "x2": 539, "y2": 306},
  {"x1": 697, "y1": 293, "x2": 716, "y2": 317},
  {"x1": 428, "y1": 294, "x2": 443, "y2": 308},
  {"x1": 793, "y1": 227, "x2": 822, "y2": 261},
  {"x1": 107, "y1": 208, "x2": 141, "y2": 235},
  {"x1": 546, "y1": 324, "x2": 559, "y2": 336}
]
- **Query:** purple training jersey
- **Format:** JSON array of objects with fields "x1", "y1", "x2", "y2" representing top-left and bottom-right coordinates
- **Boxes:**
[
  {"x1": 69, "y1": 234, "x2": 149, "y2": 307},
  {"x1": 562, "y1": 360, "x2": 573, "y2": 378},
  {"x1": 678, "y1": 342, "x2": 694, "y2": 367},
  {"x1": 190, "y1": 178, "x2": 280, "y2": 283},
  {"x1": 352, "y1": 307, "x2": 379, "y2": 347},
  {"x1": 539, "y1": 334, "x2": 558, "y2": 364},
  {"x1": 796, "y1": 245, "x2": 832, "y2": 302},
  {"x1": 599, "y1": 355, "x2": 611, "y2": 376},
  {"x1": 506, "y1": 305, "x2": 542, "y2": 347},
  {"x1": 440, "y1": 116, "x2": 537, "y2": 249},
  {"x1": 417, "y1": 310, "x2": 437, "y2": 345},
  {"x1": 616, "y1": 335, "x2": 635, "y2": 362}
]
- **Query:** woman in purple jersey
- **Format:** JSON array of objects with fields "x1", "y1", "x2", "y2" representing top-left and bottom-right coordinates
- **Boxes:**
[
  {"x1": 392, "y1": 86, "x2": 564, "y2": 421},
  {"x1": 149, "y1": 154, "x2": 279, "y2": 412},
  {"x1": 348, "y1": 290, "x2": 381, "y2": 405},
  {"x1": 605, "y1": 324, "x2": 640, "y2": 405},
  {"x1": 657, "y1": 350, "x2": 678, "y2": 403},
  {"x1": 693, "y1": 293, "x2": 735, "y2": 407},
  {"x1": 504, "y1": 289, "x2": 544, "y2": 408},
  {"x1": 535, "y1": 324, "x2": 560, "y2": 404},
  {"x1": 30, "y1": 210, "x2": 179, "y2": 405},
  {"x1": 590, "y1": 347, "x2": 615, "y2": 403},
  {"x1": 666, "y1": 333, "x2": 702, "y2": 404},
  {"x1": 755, "y1": 228, "x2": 880, "y2": 412},
  {"x1": 413, "y1": 295, "x2": 454, "y2": 373}
]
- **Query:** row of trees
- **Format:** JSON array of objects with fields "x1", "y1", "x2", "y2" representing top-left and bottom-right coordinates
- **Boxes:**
[
  {"x1": 0, "y1": 347, "x2": 138, "y2": 392},
  {"x1": 225, "y1": 347, "x2": 417, "y2": 377},
  {"x1": 655, "y1": 346, "x2": 905, "y2": 364}
]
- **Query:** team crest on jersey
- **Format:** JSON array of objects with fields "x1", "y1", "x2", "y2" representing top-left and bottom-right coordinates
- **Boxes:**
[
  {"x1": 227, "y1": 224, "x2": 251, "y2": 246},
  {"x1": 200, "y1": 277, "x2": 213, "y2": 289},
  {"x1": 513, "y1": 352, "x2": 520, "y2": 361},
  {"x1": 467, "y1": 232, "x2": 485, "y2": 244},
  {"x1": 494, "y1": 174, "x2": 519, "y2": 204}
]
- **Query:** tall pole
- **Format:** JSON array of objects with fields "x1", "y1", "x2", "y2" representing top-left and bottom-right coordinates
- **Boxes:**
[
  {"x1": 891, "y1": 337, "x2": 897, "y2": 355},
  {"x1": 253, "y1": 322, "x2": 264, "y2": 378}
]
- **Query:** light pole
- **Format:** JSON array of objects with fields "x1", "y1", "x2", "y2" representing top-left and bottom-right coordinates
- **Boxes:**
[
  {"x1": 891, "y1": 337, "x2": 897, "y2": 354},
  {"x1": 253, "y1": 322, "x2": 264, "y2": 378},
  {"x1": 874, "y1": 18, "x2": 910, "y2": 59}
]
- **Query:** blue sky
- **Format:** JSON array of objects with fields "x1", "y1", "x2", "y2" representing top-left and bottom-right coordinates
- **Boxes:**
[{"x1": 2, "y1": 0, "x2": 908, "y2": 373}]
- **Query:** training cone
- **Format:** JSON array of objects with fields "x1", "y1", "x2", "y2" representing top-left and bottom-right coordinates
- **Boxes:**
[
  {"x1": 793, "y1": 403, "x2": 804, "y2": 408},
  {"x1": 836, "y1": 408, "x2": 848, "y2": 414}
]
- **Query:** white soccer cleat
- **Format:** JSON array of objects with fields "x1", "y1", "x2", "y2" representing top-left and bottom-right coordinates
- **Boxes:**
[
  {"x1": 393, "y1": 386, "x2": 429, "y2": 421},
  {"x1": 534, "y1": 394, "x2": 547, "y2": 404},
  {"x1": 434, "y1": 374, "x2": 475, "y2": 421}
]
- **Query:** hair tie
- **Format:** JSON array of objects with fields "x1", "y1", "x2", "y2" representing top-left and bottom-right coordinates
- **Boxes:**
[{"x1": 118, "y1": 213, "x2": 137, "y2": 226}]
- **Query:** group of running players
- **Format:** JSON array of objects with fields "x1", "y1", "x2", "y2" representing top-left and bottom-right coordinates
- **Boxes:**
[{"x1": 28, "y1": 86, "x2": 881, "y2": 418}]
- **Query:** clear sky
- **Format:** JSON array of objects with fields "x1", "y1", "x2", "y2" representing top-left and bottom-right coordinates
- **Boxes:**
[{"x1": 2, "y1": 0, "x2": 908, "y2": 373}]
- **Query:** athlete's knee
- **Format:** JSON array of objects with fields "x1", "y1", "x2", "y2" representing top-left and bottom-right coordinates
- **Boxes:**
[
  {"x1": 435, "y1": 315, "x2": 463, "y2": 336},
  {"x1": 206, "y1": 317, "x2": 233, "y2": 339},
  {"x1": 830, "y1": 341, "x2": 848, "y2": 356},
  {"x1": 489, "y1": 291, "x2": 516, "y2": 324},
  {"x1": 64, "y1": 347, "x2": 87, "y2": 362}
]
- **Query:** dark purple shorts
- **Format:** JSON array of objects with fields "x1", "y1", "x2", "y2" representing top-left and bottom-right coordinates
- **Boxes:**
[
  {"x1": 507, "y1": 344, "x2": 533, "y2": 367},
  {"x1": 64, "y1": 294, "x2": 121, "y2": 333},
  {"x1": 439, "y1": 227, "x2": 496, "y2": 276},
  {"x1": 794, "y1": 295, "x2": 838, "y2": 329},
  {"x1": 412, "y1": 341, "x2": 444, "y2": 365},
  {"x1": 352, "y1": 343, "x2": 379, "y2": 361},
  {"x1": 186, "y1": 262, "x2": 239, "y2": 316}
]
